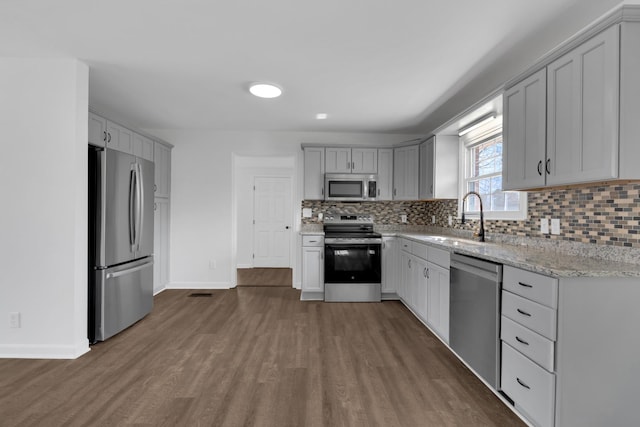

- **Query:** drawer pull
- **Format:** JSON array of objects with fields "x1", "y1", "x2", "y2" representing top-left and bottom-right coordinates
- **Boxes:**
[
  {"x1": 515, "y1": 336, "x2": 530, "y2": 346},
  {"x1": 517, "y1": 308, "x2": 532, "y2": 317},
  {"x1": 518, "y1": 281, "x2": 533, "y2": 288},
  {"x1": 517, "y1": 377, "x2": 531, "y2": 390}
]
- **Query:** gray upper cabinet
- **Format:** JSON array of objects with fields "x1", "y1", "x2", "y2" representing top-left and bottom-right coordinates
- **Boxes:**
[
  {"x1": 88, "y1": 112, "x2": 107, "y2": 146},
  {"x1": 106, "y1": 121, "x2": 134, "y2": 154},
  {"x1": 325, "y1": 147, "x2": 377, "y2": 174},
  {"x1": 154, "y1": 142, "x2": 172, "y2": 198},
  {"x1": 303, "y1": 147, "x2": 325, "y2": 200},
  {"x1": 324, "y1": 147, "x2": 351, "y2": 173},
  {"x1": 377, "y1": 148, "x2": 393, "y2": 200},
  {"x1": 393, "y1": 144, "x2": 419, "y2": 200},
  {"x1": 546, "y1": 24, "x2": 619, "y2": 186},
  {"x1": 133, "y1": 133, "x2": 154, "y2": 162},
  {"x1": 504, "y1": 18, "x2": 640, "y2": 190},
  {"x1": 502, "y1": 69, "x2": 547, "y2": 190},
  {"x1": 351, "y1": 148, "x2": 378, "y2": 173},
  {"x1": 419, "y1": 135, "x2": 458, "y2": 200}
]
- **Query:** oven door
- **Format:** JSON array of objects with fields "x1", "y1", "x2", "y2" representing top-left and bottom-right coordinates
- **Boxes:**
[{"x1": 324, "y1": 243, "x2": 381, "y2": 284}]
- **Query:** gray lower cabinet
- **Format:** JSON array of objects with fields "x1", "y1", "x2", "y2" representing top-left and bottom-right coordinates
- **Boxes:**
[
  {"x1": 381, "y1": 237, "x2": 398, "y2": 298},
  {"x1": 153, "y1": 198, "x2": 170, "y2": 293},
  {"x1": 501, "y1": 265, "x2": 640, "y2": 427},
  {"x1": 397, "y1": 238, "x2": 450, "y2": 343},
  {"x1": 301, "y1": 235, "x2": 324, "y2": 300}
]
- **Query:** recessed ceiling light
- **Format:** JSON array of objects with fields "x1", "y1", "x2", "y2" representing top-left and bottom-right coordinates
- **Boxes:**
[
  {"x1": 316, "y1": 113, "x2": 328, "y2": 120},
  {"x1": 249, "y1": 83, "x2": 282, "y2": 98}
]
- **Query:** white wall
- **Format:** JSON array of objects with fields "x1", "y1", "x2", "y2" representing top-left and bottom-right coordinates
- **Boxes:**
[
  {"x1": 145, "y1": 130, "x2": 421, "y2": 289},
  {"x1": 0, "y1": 58, "x2": 89, "y2": 358}
]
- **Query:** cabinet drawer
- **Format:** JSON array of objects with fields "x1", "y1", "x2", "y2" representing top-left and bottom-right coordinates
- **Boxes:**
[
  {"x1": 502, "y1": 342, "x2": 556, "y2": 427},
  {"x1": 302, "y1": 235, "x2": 324, "y2": 247},
  {"x1": 400, "y1": 238, "x2": 412, "y2": 253},
  {"x1": 503, "y1": 266, "x2": 558, "y2": 308},
  {"x1": 501, "y1": 316, "x2": 554, "y2": 372},
  {"x1": 411, "y1": 241, "x2": 428, "y2": 259},
  {"x1": 502, "y1": 291, "x2": 557, "y2": 340},
  {"x1": 428, "y1": 246, "x2": 450, "y2": 269}
]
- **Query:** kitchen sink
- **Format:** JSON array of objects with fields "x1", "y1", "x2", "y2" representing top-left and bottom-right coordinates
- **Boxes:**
[{"x1": 422, "y1": 235, "x2": 485, "y2": 246}]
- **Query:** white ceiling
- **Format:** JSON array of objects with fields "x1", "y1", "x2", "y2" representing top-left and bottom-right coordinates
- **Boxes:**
[{"x1": 0, "y1": 0, "x2": 604, "y2": 134}]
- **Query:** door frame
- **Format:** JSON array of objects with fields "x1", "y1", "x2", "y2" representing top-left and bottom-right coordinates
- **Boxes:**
[{"x1": 231, "y1": 154, "x2": 298, "y2": 288}]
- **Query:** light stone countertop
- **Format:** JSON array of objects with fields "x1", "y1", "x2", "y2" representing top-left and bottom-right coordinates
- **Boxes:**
[
  {"x1": 300, "y1": 224, "x2": 640, "y2": 278},
  {"x1": 395, "y1": 233, "x2": 640, "y2": 278}
]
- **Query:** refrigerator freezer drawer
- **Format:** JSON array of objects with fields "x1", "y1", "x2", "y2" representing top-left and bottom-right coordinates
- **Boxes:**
[{"x1": 95, "y1": 257, "x2": 154, "y2": 341}]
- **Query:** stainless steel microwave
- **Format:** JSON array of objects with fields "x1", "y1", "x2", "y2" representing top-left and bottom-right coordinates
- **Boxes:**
[{"x1": 324, "y1": 174, "x2": 378, "y2": 201}]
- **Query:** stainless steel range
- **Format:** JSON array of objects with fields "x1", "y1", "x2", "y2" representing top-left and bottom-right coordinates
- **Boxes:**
[{"x1": 323, "y1": 214, "x2": 382, "y2": 302}]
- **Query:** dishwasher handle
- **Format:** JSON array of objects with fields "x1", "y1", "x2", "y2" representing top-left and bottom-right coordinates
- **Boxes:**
[{"x1": 450, "y1": 253, "x2": 502, "y2": 282}]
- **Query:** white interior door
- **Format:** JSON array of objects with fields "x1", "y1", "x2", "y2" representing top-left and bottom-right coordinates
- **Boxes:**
[{"x1": 253, "y1": 176, "x2": 292, "y2": 268}]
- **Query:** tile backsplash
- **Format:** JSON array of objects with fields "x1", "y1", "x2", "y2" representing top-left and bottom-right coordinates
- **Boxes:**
[{"x1": 302, "y1": 182, "x2": 640, "y2": 248}]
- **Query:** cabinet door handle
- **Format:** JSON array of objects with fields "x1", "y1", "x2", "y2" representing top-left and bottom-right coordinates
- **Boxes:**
[
  {"x1": 408, "y1": 259, "x2": 411, "y2": 268},
  {"x1": 393, "y1": 188, "x2": 397, "y2": 196},
  {"x1": 545, "y1": 158, "x2": 551, "y2": 175},
  {"x1": 382, "y1": 242, "x2": 386, "y2": 249},
  {"x1": 378, "y1": 188, "x2": 380, "y2": 196},
  {"x1": 347, "y1": 161, "x2": 350, "y2": 170},
  {"x1": 321, "y1": 187, "x2": 324, "y2": 196},
  {"x1": 515, "y1": 336, "x2": 529, "y2": 346},
  {"x1": 537, "y1": 160, "x2": 543, "y2": 176},
  {"x1": 103, "y1": 131, "x2": 107, "y2": 142},
  {"x1": 516, "y1": 378, "x2": 531, "y2": 390},
  {"x1": 430, "y1": 185, "x2": 433, "y2": 194},
  {"x1": 154, "y1": 202, "x2": 157, "y2": 211},
  {"x1": 518, "y1": 281, "x2": 533, "y2": 288},
  {"x1": 517, "y1": 308, "x2": 532, "y2": 317},
  {"x1": 107, "y1": 132, "x2": 112, "y2": 143},
  {"x1": 351, "y1": 161, "x2": 354, "y2": 170}
]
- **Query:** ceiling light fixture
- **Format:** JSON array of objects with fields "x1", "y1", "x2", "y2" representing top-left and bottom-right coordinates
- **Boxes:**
[
  {"x1": 458, "y1": 113, "x2": 496, "y2": 136},
  {"x1": 316, "y1": 113, "x2": 328, "y2": 120},
  {"x1": 249, "y1": 83, "x2": 282, "y2": 99}
]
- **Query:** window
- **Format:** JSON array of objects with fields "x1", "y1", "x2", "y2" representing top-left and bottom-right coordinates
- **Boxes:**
[{"x1": 460, "y1": 117, "x2": 527, "y2": 220}]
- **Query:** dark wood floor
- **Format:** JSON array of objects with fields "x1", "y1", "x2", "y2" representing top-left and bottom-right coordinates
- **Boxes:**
[
  {"x1": 0, "y1": 288, "x2": 523, "y2": 426},
  {"x1": 237, "y1": 268, "x2": 292, "y2": 287}
]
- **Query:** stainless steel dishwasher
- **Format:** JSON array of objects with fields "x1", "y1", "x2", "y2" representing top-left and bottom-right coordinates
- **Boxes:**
[{"x1": 449, "y1": 253, "x2": 502, "y2": 390}]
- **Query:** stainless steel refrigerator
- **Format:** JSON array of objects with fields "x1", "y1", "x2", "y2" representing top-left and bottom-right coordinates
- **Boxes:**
[{"x1": 88, "y1": 145, "x2": 154, "y2": 343}]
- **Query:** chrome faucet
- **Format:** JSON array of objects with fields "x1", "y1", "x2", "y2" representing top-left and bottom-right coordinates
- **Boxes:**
[{"x1": 461, "y1": 191, "x2": 485, "y2": 242}]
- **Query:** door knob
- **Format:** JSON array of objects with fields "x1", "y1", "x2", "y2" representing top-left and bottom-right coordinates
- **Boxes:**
[{"x1": 285, "y1": 226, "x2": 290, "y2": 229}]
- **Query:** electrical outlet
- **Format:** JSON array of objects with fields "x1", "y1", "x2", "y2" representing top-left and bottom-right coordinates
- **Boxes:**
[
  {"x1": 540, "y1": 218, "x2": 549, "y2": 234},
  {"x1": 401, "y1": 214, "x2": 407, "y2": 223},
  {"x1": 10, "y1": 312, "x2": 20, "y2": 328},
  {"x1": 209, "y1": 260, "x2": 217, "y2": 269},
  {"x1": 448, "y1": 215, "x2": 453, "y2": 226},
  {"x1": 551, "y1": 218, "x2": 561, "y2": 235}
]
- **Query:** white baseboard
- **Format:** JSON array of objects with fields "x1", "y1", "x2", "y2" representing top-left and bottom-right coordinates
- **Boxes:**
[
  {"x1": 168, "y1": 281, "x2": 232, "y2": 290},
  {"x1": 236, "y1": 263, "x2": 253, "y2": 269},
  {"x1": 0, "y1": 340, "x2": 90, "y2": 360}
]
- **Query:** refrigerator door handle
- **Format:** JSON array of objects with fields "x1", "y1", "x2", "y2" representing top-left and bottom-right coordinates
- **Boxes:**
[
  {"x1": 136, "y1": 162, "x2": 144, "y2": 252},
  {"x1": 129, "y1": 165, "x2": 137, "y2": 251},
  {"x1": 106, "y1": 260, "x2": 154, "y2": 279}
]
